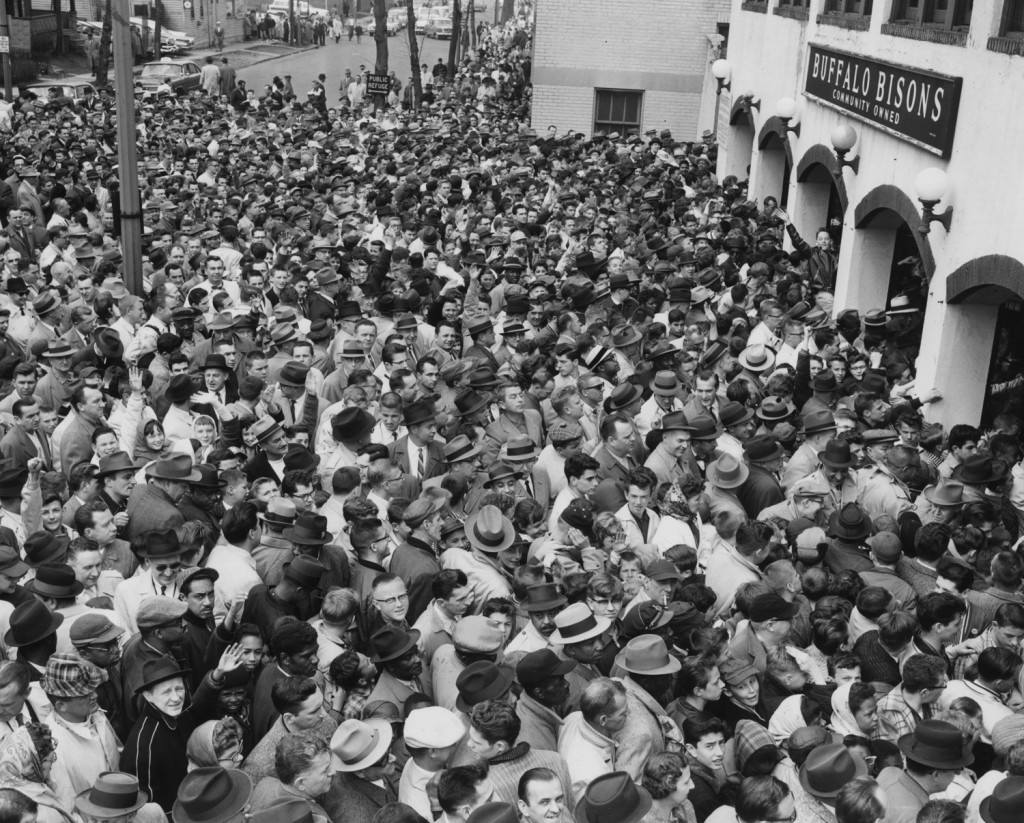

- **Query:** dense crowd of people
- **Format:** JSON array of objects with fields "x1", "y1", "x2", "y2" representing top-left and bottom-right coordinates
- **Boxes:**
[{"x1": 0, "y1": 6, "x2": 1022, "y2": 823}]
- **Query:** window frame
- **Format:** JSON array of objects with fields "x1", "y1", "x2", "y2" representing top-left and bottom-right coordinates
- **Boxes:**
[
  {"x1": 825, "y1": 0, "x2": 873, "y2": 15},
  {"x1": 1001, "y1": 0, "x2": 1024, "y2": 37},
  {"x1": 592, "y1": 88, "x2": 644, "y2": 138},
  {"x1": 891, "y1": 0, "x2": 972, "y2": 30}
]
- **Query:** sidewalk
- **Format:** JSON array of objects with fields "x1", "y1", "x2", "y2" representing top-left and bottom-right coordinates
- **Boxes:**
[{"x1": 59, "y1": 39, "x2": 317, "y2": 86}]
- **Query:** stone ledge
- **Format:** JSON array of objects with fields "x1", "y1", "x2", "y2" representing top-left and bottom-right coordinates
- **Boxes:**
[
  {"x1": 881, "y1": 22, "x2": 968, "y2": 46},
  {"x1": 773, "y1": 5, "x2": 809, "y2": 21},
  {"x1": 988, "y1": 35, "x2": 1024, "y2": 56},
  {"x1": 741, "y1": 1, "x2": 768, "y2": 13},
  {"x1": 816, "y1": 13, "x2": 870, "y2": 31}
]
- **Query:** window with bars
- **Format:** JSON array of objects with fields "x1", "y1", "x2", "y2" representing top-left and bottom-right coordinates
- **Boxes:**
[
  {"x1": 778, "y1": 0, "x2": 809, "y2": 6},
  {"x1": 825, "y1": 0, "x2": 873, "y2": 13},
  {"x1": 891, "y1": 0, "x2": 973, "y2": 28},
  {"x1": 1002, "y1": 0, "x2": 1024, "y2": 36},
  {"x1": 593, "y1": 89, "x2": 643, "y2": 137}
]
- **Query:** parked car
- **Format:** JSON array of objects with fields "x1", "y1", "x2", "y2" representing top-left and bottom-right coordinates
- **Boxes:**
[
  {"x1": 11, "y1": 83, "x2": 97, "y2": 103},
  {"x1": 366, "y1": 15, "x2": 402, "y2": 35},
  {"x1": 136, "y1": 59, "x2": 202, "y2": 95},
  {"x1": 426, "y1": 17, "x2": 452, "y2": 38},
  {"x1": 77, "y1": 18, "x2": 194, "y2": 56}
]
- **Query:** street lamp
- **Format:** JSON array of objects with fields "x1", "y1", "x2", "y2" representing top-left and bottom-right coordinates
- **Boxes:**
[
  {"x1": 914, "y1": 167, "x2": 953, "y2": 234},
  {"x1": 830, "y1": 124, "x2": 859, "y2": 174},
  {"x1": 711, "y1": 59, "x2": 731, "y2": 140},
  {"x1": 776, "y1": 96, "x2": 801, "y2": 139}
]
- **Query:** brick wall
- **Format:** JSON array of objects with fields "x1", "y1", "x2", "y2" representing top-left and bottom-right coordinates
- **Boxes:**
[{"x1": 531, "y1": 0, "x2": 731, "y2": 138}]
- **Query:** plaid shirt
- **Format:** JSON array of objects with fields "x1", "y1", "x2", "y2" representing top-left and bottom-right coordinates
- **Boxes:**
[
  {"x1": 341, "y1": 685, "x2": 373, "y2": 721},
  {"x1": 875, "y1": 686, "x2": 932, "y2": 743}
]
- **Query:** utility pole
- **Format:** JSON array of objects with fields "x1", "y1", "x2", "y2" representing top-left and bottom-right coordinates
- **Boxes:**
[
  {"x1": 0, "y1": 0, "x2": 12, "y2": 103},
  {"x1": 111, "y1": 0, "x2": 143, "y2": 295}
]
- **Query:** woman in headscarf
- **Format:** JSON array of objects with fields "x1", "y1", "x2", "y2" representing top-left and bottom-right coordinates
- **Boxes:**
[
  {"x1": 186, "y1": 717, "x2": 245, "y2": 771},
  {"x1": 830, "y1": 682, "x2": 878, "y2": 739},
  {"x1": 768, "y1": 694, "x2": 820, "y2": 748},
  {"x1": 0, "y1": 723, "x2": 75, "y2": 823}
]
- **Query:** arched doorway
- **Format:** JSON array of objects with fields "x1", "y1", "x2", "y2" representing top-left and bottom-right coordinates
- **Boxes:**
[
  {"x1": 754, "y1": 117, "x2": 793, "y2": 210},
  {"x1": 946, "y1": 256, "x2": 1024, "y2": 425},
  {"x1": 722, "y1": 99, "x2": 756, "y2": 182},
  {"x1": 836, "y1": 186, "x2": 935, "y2": 325},
  {"x1": 795, "y1": 145, "x2": 848, "y2": 248}
]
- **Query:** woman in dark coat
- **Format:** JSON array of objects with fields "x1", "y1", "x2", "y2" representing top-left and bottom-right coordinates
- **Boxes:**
[{"x1": 120, "y1": 645, "x2": 244, "y2": 811}]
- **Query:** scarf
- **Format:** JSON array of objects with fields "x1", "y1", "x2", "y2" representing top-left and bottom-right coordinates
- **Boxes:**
[
  {"x1": 768, "y1": 695, "x2": 809, "y2": 746},
  {"x1": 830, "y1": 683, "x2": 863, "y2": 738},
  {"x1": 0, "y1": 726, "x2": 73, "y2": 822},
  {"x1": 186, "y1": 720, "x2": 220, "y2": 770}
]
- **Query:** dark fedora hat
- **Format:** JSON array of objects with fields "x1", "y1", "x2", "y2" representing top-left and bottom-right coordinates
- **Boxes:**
[
  {"x1": 523, "y1": 582, "x2": 567, "y2": 613},
  {"x1": 719, "y1": 401, "x2": 754, "y2": 429},
  {"x1": 95, "y1": 329, "x2": 124, "y2": 359},
  {"x1": 483, "y1": 462, "x2": 521, "y2": 489},
  {"x1": 200, "y1": 354, "x2": 231, "y2": 373},
  {"x1": 135, "y1": 528, "x2": 186, "y2": 560},
  {"x1": 0, "y1": 465, "x2": 28, "y2": 496},
  {"x1": 75, "y1": 772, "x2": 150, "y2": 819},
  {"x1": 757, "y1": 395, "x2": 796, "y2": 422},
  {"x1": 799, "y1": 744, "x2": 867, "y2": 799},
  {"x1": 4, "y1": 599, "x2": 63, "y2": 647},
  {"x1": 403, "y1": 400, "x2": 435, "y2": 427},
  {"x1": 369, "y1": 625, "x2": 421, "y2": 664},
  {"x1": 283, "y1": 555, "x2": 328, "y2": 590},
  {"x1": 811, "y1": 371, "x2": 838, "y2": 394},
  {"x1": 455, "y1": 661, "x2": 515, "y2": 712},
  {"x1": 26, "y1": 563, "x2": 84, "y2": 599},
  {"x1": 952, "y1": 455, "x2": 1008, "y2": 486},
  {"x1": 24, "y1": 531, "x2": 66, "y2": 567},
  {"x1": 699, "y1": 339, "x2": 729, "y2": 368},
  {"x1": 171, "y1": 767, "x2": 252, "y2": 823},
  {"x1": 575, "y1": 771, "x2": 652, "y2": 823},
  {"x1": 802, "y1": 408, "x2": 838, "y2": 435},
  {"x1": 283, "y1": 513, "x2": 331, "y2": 546},
  {"x1": 744, "y1": 434, "x2": 784, "y2": 462},
  {"x1": 468, "y1": 367, "x2": 501, "y2": 391},
  {"x1": 284, "y1": 444, "x2": 321, "y2": 473},
  {"x1": 606, "y1": 383, "x2": 642, "y2": 412},
  {"x1": 278, "y1": 361, "x2": 310, "y2": 388},
  {"x1": 980, "y1": 776, "x2": 1024, "y2": 823},
  {"x1": 166, "y1": 374, "x2": 197, "y2": 405},
  {"x1": 818, "y1": 439, "x2": 856, "y2": 470},
  {"x1": 898, "y1": 720, "x2": 974, "y2": 770},
  {"x1": 828, "y1": 503, "x2": 872, "y2": 542},
  {"x1": 96, "y1": 451, "x2": 138, "y2": 477},
  {"x1": 455, "y1": 389, "x2": 488, "y2": 418},
  {"x1": 189, "y1": 463, "x2": 223, "y2": 490},
  {"x1": 146, "y1": 454, "x2": 202, "y2": 483},
  {"x1": 331, "y1": 408, "x2": 376, "y2": 442},
  {"x1": 688, "y1": 414, "x2": 723, "y2": 441}
]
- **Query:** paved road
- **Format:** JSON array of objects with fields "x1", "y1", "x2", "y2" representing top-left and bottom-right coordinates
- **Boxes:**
[{"x1": 237, "y1": 22, "x2": 477, "y2": 99}]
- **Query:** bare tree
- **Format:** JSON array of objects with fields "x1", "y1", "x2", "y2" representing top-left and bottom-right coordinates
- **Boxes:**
[
  {"x1": 154, "y1": 0, "x2": 162, "y2": 61},
  {"x1": 500, "y1": 0, "x2": 512, "y2": 23},
  {"x1": 95, "y1": 0, "x2": 112, "y2": 87},
  {"x1": 405, "y1": 0, "x2": 422, "y2": 110}
]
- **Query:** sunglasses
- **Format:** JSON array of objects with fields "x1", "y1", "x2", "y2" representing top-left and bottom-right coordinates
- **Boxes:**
[{"x1": 154, "y1": 562, "x2": 181, "y2": 573}]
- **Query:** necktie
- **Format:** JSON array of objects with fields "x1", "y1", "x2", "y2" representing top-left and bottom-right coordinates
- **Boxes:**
[
  {"x1": 524, "y1": 476, "x2": 534, "y2": 498},
  {"x1": 160, "y1": 585, "x2": 166, "y2": 595},
  {"x1": 417, "y1": 446, "x2": 426, "y2": 478},
  {"x1": 638, "y1": 511, "x2": 650, "y2": 540},
  {"x1": 37, "y1": 433, "x2": 51, "y2": 470}
]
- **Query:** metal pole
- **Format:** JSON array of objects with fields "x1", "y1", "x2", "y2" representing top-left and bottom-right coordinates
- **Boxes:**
[
  {"x1": 0, "y1": 1, "x2": 12, "y2": 103},
  {"x1": 713, "y1": 84, "x2": 721, "y2": 140},
  {"x1": 111, "y1": 0, "x2": 143, "y2": 295}
]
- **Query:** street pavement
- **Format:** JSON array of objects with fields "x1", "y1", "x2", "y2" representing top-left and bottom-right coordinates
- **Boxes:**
[{"x1": 237, "y1": 25, "x2": 472, "y2": 100}]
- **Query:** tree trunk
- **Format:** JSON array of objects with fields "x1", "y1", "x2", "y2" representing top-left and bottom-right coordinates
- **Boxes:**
[
  {"x1": 405, "y1": 0, "x2": 421, "y2": 110},
  {"x1": 154, "y1": 0, "x2": 162, "y2": 61},
  {"x1": 467, "y1": 0, "x2": 475, "y2": 51},
  {"x1": 446, "y1": 0, "x2": 460, "y2": 78},
  {"x1": 96, "y1": 0, "x2": 112, "y2": 87},
  {"x1": 500, "y1": 0, "x2": 512, "y2": 23},
  {"x1": 372, "y1": 0, "x2": 387, "y2": 74}
]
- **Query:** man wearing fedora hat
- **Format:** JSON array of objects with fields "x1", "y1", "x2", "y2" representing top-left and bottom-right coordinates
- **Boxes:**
[
  {"x1": 171, "y1": 766, "x2": 253, "y2": 823},
  {"x1": 321, "y1": 718, "x2": 398, "y2": 823},
  {"x1": 613, "y1": 636, "x2": 680, "y2": 779},
  {"x1": 781, "y1": 409, "x2": 838, "y2": 493},
  {"x1": 859, "y1": 443, "x2": 917, "y2": 522},
  {"x1": 514, "y1": 648, "x2": 575, "y2": 754},
  {"x1": 705, "y1": 454, "x2": 749, "y2": 522},
  {"x1": 877, "y1": 719, "x2": 972, "y2": 823},
  {"x1": 430, "y1": 615, "x2": 507, "y2": 713},
  {"x1": 366, "y1": 624, "x2": 433, "y2": 710},
  {"x1": 273, "y1": 361, "x2": 324, "y2": 431},
  {"x1": 124, "y1": 456, "x2": 199, "y2": 541},
  {"x1": 575, "y1": 770, "x2": 652, "y2": 823},
  {"x1": 440, "y1": 505, "x2": 515, "y2": 609},
  {"x1": 75, "y1": 771, "x2": 164, "y2": 823},
  {"x1": 389, "y1": 400, "x2": 447, "y2": 484},
  {"x1": 550, "y1": 603, "x2": 612, "y2": 708}
]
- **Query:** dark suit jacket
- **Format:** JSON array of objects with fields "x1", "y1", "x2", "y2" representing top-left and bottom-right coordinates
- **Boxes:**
[
  {"x1": 322, "y1": 772, "x2": 397, "y2": 823},
  {"x1": 389, "y1": 435, "x2": 447, "y2": 480},
  {"x1": 59, "y1": 412, "x2": 98, "y2": 476},
  {"x1": 593, "y1": 444, "x2": 633, "y2": 488},
  {"x1": 388, "y1": 537, "x2": 440, "y2": 624},
  {"x1": 0, "y1": 426, "x2": 43, "y2": 468},
  {"x1": 125, "y1": 483, "x2": 186, "y2": 540},
  {"x1": 245, "y1": 451, "x2": 284, "y2": 483},
  {"x1": 306, "y1": 291, "x2": 338, "y2": 323},
  {"x1": 737, "y1": 464, "x2": 784, "y2": 520}
]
